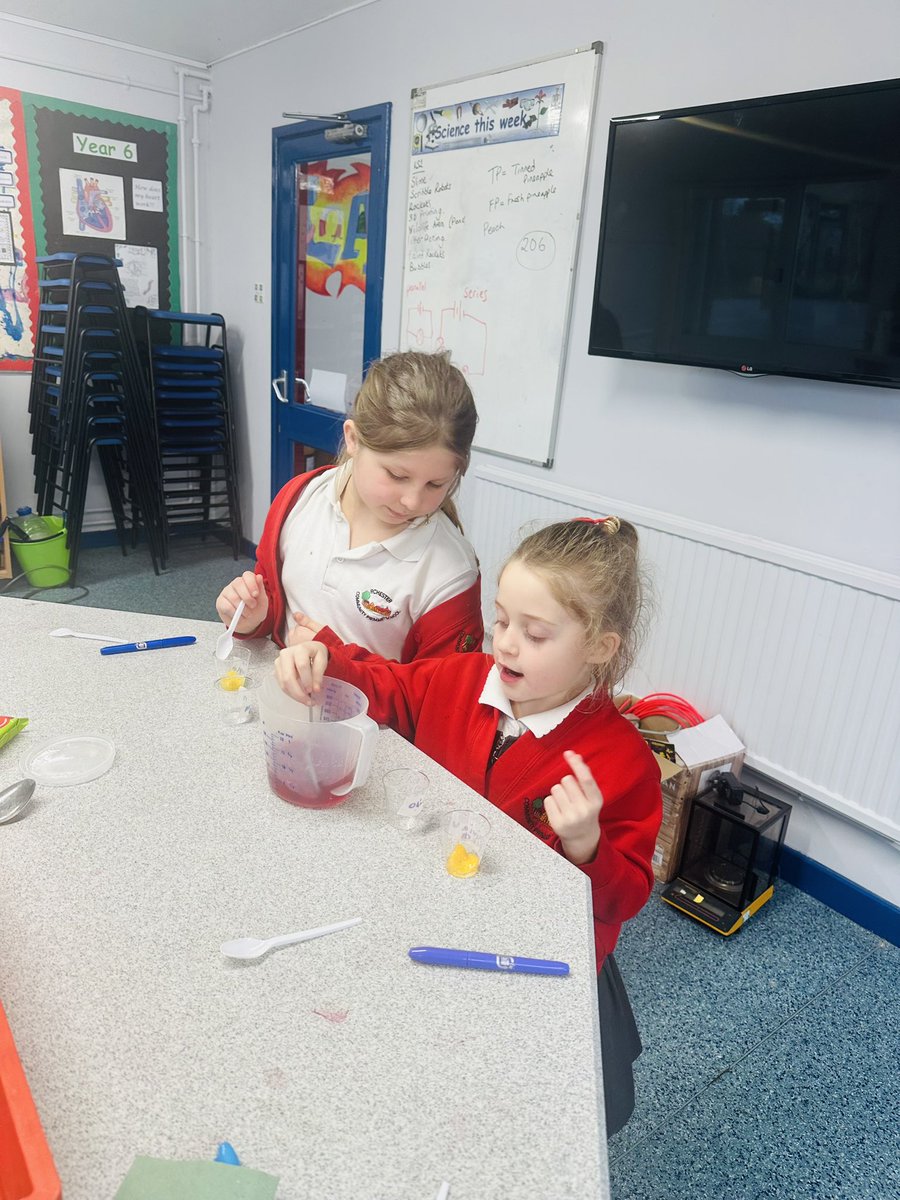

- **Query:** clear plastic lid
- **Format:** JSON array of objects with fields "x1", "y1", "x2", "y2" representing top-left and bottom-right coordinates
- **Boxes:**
[{"x1": 23, "y1": 734, "x2": 116, "y2": 786}]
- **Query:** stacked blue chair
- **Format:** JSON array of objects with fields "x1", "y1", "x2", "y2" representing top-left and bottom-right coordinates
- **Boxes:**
[
  {"x1": 133, "y1": 308, "x2": 242, "y2": 560},
  {"x1": 27, "y1": 253, "x2": 165, "y2": 580}
]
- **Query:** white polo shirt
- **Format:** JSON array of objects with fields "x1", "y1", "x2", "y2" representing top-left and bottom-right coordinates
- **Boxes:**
[{"x1": 279, "y1": 464, "x2": 479, "y2": 658}]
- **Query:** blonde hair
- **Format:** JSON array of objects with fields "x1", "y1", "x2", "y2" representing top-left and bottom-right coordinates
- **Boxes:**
[
  {"x1": 337, "y1": 351, "x2": 478, "y2": 530},
  {"x1": 505, "y1": 517, "x2": 646, "y2": 695}
]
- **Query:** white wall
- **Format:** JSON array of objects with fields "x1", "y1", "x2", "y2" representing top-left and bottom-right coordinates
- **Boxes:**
[
  {"x1": 207, "y1": 0, "x2": 900, "y2": 576},
  {"x1": 0, "y1": 18, "x2": 204, "y2": 527}
]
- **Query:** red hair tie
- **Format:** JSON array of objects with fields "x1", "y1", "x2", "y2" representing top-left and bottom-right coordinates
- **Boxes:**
[{"x1": 574, "y1": 515, "x2": 621, "y2": 534}]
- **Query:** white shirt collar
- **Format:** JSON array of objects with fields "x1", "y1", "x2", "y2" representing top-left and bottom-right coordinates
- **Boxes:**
[
  {"x1": 478, "y1": 664, "x2": 591, "y2": 738},
  {"x1": 327, "y1": 462, "x2": 435, "y2": 563}
]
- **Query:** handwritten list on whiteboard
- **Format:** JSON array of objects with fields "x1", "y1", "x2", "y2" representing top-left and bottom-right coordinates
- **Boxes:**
[{"x1": 400, "y1": 47, "x2": 600, "y2": 465}]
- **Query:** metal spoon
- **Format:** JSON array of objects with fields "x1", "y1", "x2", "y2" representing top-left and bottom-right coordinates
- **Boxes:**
[
  {"x1": 0, "y1": 779, "x2": 37, "y2": 824},
  {"x1": 50, "y1": 627, "x2": 128, "y2": 644},
  {"x1": 220, "y1": 916, "x2": 362, "y2": 960},
  {"x1": 215, "y1": 600, "x2": 246, "y2": 661}
]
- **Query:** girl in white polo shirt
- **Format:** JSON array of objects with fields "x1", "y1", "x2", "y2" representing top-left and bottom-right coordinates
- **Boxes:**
[{"x1": 215, "y1": 351, "x2": 483, "y2": 662}]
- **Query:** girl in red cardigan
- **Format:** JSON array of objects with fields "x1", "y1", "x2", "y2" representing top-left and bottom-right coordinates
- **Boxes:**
[
  {"x1": 215, "y1": 351, "x2": 483, "y2": 662},
  {"x1": 277, "y1": 516, "x2": 662, "y2": 1137}
]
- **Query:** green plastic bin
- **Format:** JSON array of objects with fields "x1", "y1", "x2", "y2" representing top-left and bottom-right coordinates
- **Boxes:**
[{"x1": 8, "y1": 517, "x2": 71, "y2": 587}]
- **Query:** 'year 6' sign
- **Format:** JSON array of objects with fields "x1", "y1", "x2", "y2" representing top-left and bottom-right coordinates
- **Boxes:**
[{"x1": 73, "y1": 132, "x2": 137, "y2": 162}]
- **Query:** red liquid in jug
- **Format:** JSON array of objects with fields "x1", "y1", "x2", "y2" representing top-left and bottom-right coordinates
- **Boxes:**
[{"x1": 267, "y1": 769, "x2": 354, "y2": 809}]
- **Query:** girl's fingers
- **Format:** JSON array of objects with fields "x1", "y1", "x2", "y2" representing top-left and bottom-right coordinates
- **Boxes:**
[
  {"x1": 544, "y1": 758, "x2": 604, "y2": 840},
  {"x1": 275, "y1": 646, "x2": 326, "y2": 704},
  {"x1": 287, "y1": 613, "x2": 320, "y2": 645},
  {"x1": 562, "y1": 751, "x2": 604, "y2": 808},
  {"x1": 545, "y1": 780, "x2": 578, "y2": 824},
  {"x1": 549, "y1": 774, "x2": 580, "y2": 810},
  {"x1": 275, "y1": 648, "x2": 305, "y2": 702},
  {"x1": 236, "y1": 573, "x2": 262, "y2": 605},
  {"x1": 217, "y1": 574, "x2": 260, "y2": 618},
  {"x1": 245, "y1": 572, "x2": 265, "y2": 601},
  {"x1": 294, "y1": 612, "x2": 324, "y2": 634},
  {"x1": 310, "y1": 647, "x2": 328, "y2": 692}
]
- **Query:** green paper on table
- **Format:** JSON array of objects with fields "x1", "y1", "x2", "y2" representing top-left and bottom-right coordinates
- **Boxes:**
[{"x1": 115, "y1": 1156, "x2": 279, "y2": 1199}]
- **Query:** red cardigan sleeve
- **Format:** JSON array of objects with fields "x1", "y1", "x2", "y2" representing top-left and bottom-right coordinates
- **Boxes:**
[{"x1": 324, "y1": 651, "x2": 447, "y2": 741}]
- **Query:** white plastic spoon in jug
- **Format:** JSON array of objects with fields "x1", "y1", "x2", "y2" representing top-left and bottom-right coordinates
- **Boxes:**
[
  {"x1": 220, "y1": 915, "x2": 362, "y2": 960},
  {"x1": 0, "y1": 779, "x2": 36, "y2": 824},
  {"x1": 50, "y1": 627, "x2": 128, "y2": 643},
  {"x1": 215, "y1": 599, "x2": 246, "y2": 661}
]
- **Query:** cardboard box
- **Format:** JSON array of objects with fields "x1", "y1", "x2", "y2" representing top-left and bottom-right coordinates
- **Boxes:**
[{"x1": 645, "y1": 715, "x2": 745, "y2": 882}]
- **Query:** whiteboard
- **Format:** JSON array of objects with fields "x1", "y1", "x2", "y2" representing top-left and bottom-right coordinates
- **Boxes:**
[{"x1": 399, "y1": 46, "x2": 601, "y2": 466}]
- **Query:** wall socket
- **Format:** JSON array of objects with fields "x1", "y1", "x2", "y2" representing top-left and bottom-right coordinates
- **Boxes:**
[{"x1": 253, "y1": 283, "x2": 265, "y2": 304}]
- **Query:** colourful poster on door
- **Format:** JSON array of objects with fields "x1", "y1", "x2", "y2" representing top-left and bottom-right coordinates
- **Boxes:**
[
  {"x1": 0, "y1": 87, "x2": 37, "y2": 370},
  {"x1": 303, "y1": 159, "x2": 369, "y2": 296}
]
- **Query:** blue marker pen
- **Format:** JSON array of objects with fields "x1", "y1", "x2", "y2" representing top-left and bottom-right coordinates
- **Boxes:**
[
  {"x1": 409, "y1": 946, "x2": 569, "y2": 976},
  {"x1": 100, "y1": 636, "x2": 196, "y2": 655}
]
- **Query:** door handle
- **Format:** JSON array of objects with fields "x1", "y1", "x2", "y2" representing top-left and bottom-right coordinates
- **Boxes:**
[
  {"x1": 272, "y1": 371, "x2": 310, "y2": 403},
  {"x1": 272, "y1": 370, "x2": 289, "y2": 404}
]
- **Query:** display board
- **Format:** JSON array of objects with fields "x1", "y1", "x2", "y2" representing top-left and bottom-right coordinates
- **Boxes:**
[
  {"x1": 399, "y1": 46, "x2": 601, "y2": 465},
  {"x1": 0, "y1": 86, "x2": 37, "y2": 369},
  {"x1": 22, "y1": 94, "x2": 179, "y2": 312}
]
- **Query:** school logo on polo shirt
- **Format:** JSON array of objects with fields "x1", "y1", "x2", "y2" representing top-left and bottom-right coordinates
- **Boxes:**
[{"x1": 356, "y1": 588, "x2": 400, "y2": 622}]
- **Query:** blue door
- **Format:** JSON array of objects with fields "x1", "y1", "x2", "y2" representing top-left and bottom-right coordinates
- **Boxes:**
[{"x1": 271, "y1": 104, "x2": 390, "y2": 495}]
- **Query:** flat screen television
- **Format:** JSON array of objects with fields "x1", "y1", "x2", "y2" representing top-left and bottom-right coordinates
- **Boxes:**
[{"x1": 588, "y1": 78, "x2": 900, "y2": 388}]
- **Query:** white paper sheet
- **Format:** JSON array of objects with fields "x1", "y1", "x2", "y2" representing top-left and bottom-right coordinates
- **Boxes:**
[
  {"x1": 308, "y1": 368, "x2": 348, "y2": 414},
  {"x1": 668, "y1": 715, "x2": 744, "y2": 768}
]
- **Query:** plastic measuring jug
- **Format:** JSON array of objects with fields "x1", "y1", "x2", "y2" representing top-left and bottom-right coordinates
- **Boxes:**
[{"x1": 258, "y1": 674, "x2": 378, "y2": 809}]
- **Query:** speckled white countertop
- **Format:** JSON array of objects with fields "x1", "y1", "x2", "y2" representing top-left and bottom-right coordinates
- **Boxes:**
[{"x1": 0, "y1": 597, "x2": 607, "y2": 1199}]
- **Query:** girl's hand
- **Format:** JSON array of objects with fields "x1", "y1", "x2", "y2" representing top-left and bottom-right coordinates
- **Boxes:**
[
  {"x1": 275, "y1": 642, "x2": 330, "y2": 705},
  {"x1": 216, "y1": 572, "x2": 268, "y2": 634},
  {"x1": 544, "y1": 751, "x2": 604, "y2": 865},
  {"x1": 286, "y1": 611, "x2": 325, "y2": 646}
]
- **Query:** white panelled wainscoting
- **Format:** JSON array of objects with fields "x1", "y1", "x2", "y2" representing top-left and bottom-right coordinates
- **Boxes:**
[{"x1": 465, "y1": 465, "x2": 900, "y2": 855}]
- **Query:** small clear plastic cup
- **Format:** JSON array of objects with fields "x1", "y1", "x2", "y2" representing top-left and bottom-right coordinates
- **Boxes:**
[
  {"x1": 441, "y1": 809, "x2": 490, "y2": 877},
  {"x1": 383, "y1": 768, "x2": 429, "y2": 831},
  {"x1": 213, "y1": 647, "x2": 254, "y2": 724}
]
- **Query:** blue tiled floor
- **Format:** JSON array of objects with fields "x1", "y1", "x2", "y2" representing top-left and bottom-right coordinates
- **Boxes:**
[
  {"x1": 2, "y1": 539, "x2": 254, "y2": 620},
  {"x1": 611, "y1": 882, "x2": 899, "y2": 1199}
]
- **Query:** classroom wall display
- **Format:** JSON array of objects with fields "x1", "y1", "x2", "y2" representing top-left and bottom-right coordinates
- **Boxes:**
[
  {"x1": 21, "y1": 94, "x2": 179, "y2": 312},
  {"x1": 399, "y1": 46, "x2": 601, "y2": 465},
  {"x1": 0, "y1": 87, "x2": 37, "y2": 370}
]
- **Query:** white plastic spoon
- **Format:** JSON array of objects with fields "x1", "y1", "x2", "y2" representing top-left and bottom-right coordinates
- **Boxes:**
[
  {"x1": 215, "y1": 599, "x2": 246, "y2": 661},
  {"x1": 220, "y1": 915, "x2": 362, "y2": 960},
  {"x1": 50, "y1": 627, "x2": 128, "y2": 644}
]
